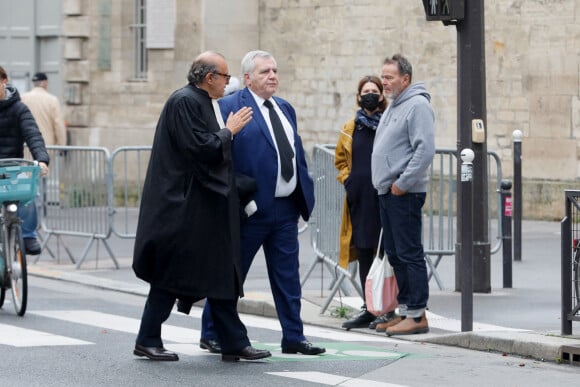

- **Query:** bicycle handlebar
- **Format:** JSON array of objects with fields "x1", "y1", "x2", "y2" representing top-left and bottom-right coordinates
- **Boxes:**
[{"x1": 0, "y1": 159, "x2": 39, "y2": 168}]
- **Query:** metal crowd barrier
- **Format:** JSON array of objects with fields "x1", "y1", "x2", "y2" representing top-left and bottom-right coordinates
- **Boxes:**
[
  {"x1": 561, "y1": 190, "x2": 580, "y2": 335},
  {"x1": 37, "y1": 146, "x2": 117, "y2": 269},
  {"x1": 424, "y1": 149, "x2": 503, "y2": 289},
  {"x1": 301, "y1": 144, "x2": 504, "y2": 311},
  {"x1": 300, "y1": 144, "x2": 362, "y2": 314},
  {"x1": 109, "y1": 146, "x2": 151, "y2": 239},
  {"x1": 34, "y1": 144, "x2": 503, "y2": 285}
]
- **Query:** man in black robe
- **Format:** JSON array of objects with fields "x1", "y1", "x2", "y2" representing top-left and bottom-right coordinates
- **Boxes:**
[{"x1": 132, "y1": 51, "x2": 271, "y2": 362}]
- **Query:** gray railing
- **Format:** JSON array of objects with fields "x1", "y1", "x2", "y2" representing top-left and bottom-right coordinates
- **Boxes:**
[
  {"x1": 38, "y1": 146, "x2": 116, "y2": 269},
  {"x1": 35, "y1": 145, "x2": 503, "y2": 285},
  {"x1": 300, "y1": 144, "x2": 505, "y2": 313}
]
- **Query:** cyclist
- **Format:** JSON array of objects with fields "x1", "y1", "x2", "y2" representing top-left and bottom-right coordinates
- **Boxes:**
[{"x1": 0, "y1": 66, "x2": 49, "y2": 255}]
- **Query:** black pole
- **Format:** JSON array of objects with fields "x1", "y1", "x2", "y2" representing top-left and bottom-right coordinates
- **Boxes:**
[
  {"x1": 455, "y1": 0, "x2": 489, "y2": 293},
  {"x1": 513, "y1": 130, "x2": 522, "y2": 262},
  {"x1": 501, "y1": 180, "x2": 512, "y2": 288},
  {"x1": 460, "y1": 148, "x2": 474, "y2": 332},
  {"x1": 561, "y1": 196, "x2": 572, "y2": 335},
  {"x1": 421, "y1": 1, "x2": 488, "y2": 293}
]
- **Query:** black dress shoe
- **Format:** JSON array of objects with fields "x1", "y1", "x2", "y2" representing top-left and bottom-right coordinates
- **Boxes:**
[
  {"x1": 221, "y1": 346, "x2": 272, "y2": 362},
  {"x1": 24, "y1": 238, "x2": 41, "y2": 255},
  {"x1": 133, "y1": 344, "x2": 179, "y2": 361},
  {"x1": 282, "y1": 340, "x2": 326, "y2": 355},
  {"x1": 199, "y1": 338, "x2": 221, "y2": 353},
  {"x1": 342, "y1": 306, "x2": 375, "y2": 330},
  {"x1": 368, "y1": 310, "x2": 397, "y2": 330}
]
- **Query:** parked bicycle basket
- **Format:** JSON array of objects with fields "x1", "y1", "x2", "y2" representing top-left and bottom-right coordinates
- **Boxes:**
[{"x1": 0, "y1": 165, "x2": 40, "y2": 204}]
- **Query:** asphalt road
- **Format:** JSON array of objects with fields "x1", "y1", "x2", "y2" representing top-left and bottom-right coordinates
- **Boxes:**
[{"x1": 0, "y1": 277, "x2": 577, "y2": 387}]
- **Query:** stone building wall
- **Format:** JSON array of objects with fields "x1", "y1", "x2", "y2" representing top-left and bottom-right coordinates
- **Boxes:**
[{"x1": 60, "y1": 0, "x2": 580, "y2": 219}]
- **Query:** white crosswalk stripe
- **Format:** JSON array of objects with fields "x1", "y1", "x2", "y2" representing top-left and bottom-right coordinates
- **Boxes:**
[
  {"x1": 266, "y1": 372, "x2": 408, "y2": 386},
  {"x1": 0, "y1": 322, "x2": 91, "y2": 347},
  {"x1": 30, "y1": 310, "x2": 199, "y2": 343}
]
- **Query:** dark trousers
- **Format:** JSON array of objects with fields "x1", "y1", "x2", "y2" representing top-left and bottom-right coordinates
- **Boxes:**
[
  {"x1": 136, "y1": 285, "x2": 250, "y2": 353},
  {"x1": 378, "y1": 192, "x2": 428, "y2": 314},
  {"x1": 202, "y1": 196, "x2": 305, "y2": 346},
  {"x1": 356, "y1": 247, "x2": 375, "y2": 299}
]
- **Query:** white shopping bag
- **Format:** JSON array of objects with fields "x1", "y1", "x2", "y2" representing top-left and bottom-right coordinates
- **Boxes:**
[{"x1": 364, "y1": 230, "x2": 399, "y2": 316}]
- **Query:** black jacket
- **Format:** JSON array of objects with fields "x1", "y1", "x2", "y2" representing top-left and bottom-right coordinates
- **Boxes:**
[{"x1": 0, "y1": 85, "x2": 49, "y2": 164}]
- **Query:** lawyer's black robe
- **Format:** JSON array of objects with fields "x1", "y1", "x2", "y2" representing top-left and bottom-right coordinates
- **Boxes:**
[{"x1": 132, "y1": 84, "x2": 243, "y2": 301}]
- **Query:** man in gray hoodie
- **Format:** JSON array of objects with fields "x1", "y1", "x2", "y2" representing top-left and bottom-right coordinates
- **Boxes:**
[{"x1": 371, "y1": 54, "x2": 435, "y2": 336}]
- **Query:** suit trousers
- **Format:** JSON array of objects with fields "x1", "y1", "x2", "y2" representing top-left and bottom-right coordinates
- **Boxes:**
[
  {"x1": 136, "y1": 285, "x2": 250, "y2": 353},
  {"x1": 202, "y1": 196, "x2": 306, "y2": 346}
]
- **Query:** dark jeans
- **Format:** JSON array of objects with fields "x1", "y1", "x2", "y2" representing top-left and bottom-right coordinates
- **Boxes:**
[{"x1": 378, "y1": 192, "x2": 428, "y2": 317}]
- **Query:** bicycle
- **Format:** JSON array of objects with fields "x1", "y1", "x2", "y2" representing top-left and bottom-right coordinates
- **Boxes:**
[{"x1": 0, "y1": 159, "x2": 41, "y2": 316}]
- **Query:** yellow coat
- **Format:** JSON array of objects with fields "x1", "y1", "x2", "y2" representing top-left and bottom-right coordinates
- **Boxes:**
[{"x1": 335, "y1": 118, "x2": 358, "y2": 269}]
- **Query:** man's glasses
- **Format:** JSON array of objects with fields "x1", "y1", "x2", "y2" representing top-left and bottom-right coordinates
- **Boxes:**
[{"x1": 213, "y1": 72, "x2": 231, "y2": 81}]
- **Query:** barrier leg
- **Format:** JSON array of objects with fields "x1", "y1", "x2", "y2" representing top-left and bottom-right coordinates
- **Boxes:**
[
  {"x1": 300, "y1": 253, "x2": 323, "y2": 288},
  {"x1": 425, "y1": 254, "x2": 445, "y2": 290},
  {"x1": 75, "y1": 236, "x2": 118, "y2": 269},
  {"x1": 320, "y1": 273, "x2": 348, "y2": 314},
  {"x1": 100, "y1": 239, "x2": 119, "y2": 269},
  {"x1": 35, "y1": 232, "x2": 55, "y2": 263},
  {"x1": 75, "y1": 236, "x2": 97, "y2": 269}
]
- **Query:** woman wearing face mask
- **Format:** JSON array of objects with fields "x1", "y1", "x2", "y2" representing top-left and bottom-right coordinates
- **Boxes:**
[{"x1": 335, "y1": 75, "x2": 397, "y2": 331}]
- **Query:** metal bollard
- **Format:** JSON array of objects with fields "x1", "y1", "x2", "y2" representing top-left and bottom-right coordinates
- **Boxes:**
[
  {"x1": 501, "y1": 180, "x2": 513, "y2": 288},
  {"x1": 513, "y1": 130, "x2": 522, "y2": 261},
  {"x1": 460, "y1": 148, "x2": 474, "y2": 332}
]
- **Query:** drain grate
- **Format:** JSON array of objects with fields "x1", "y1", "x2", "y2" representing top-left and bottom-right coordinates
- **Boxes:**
[{"x1": 560, "y1": 345, "x2": 580, "y2": 366}]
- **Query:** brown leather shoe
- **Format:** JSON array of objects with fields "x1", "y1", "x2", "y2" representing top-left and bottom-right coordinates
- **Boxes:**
[
  {"x1": 386, "y1": 314, "x2": 429, "y2": 336},
  {"x1": 133, "y1": 344, "x2": 179, "y2": 361},
  {"x1": 375, "y1": 315, "x2": 403, "y2": 332}
]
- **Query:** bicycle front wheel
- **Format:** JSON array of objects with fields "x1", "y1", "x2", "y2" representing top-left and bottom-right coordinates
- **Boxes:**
[{"x1": 7, "y1": 224, "x2": 27, "y2": 316}]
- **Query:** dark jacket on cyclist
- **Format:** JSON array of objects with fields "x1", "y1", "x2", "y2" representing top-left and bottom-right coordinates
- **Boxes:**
[{"x1": 0, "y1": 84, "x2": 50, "y2": 164}]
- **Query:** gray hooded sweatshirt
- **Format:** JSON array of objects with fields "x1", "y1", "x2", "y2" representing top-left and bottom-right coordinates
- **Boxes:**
[{"x1": 371, "y1": 82, "x2": 435, "y2": 195}]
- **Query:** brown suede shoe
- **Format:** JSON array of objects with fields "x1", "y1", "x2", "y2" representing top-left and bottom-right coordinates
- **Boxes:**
[
  {"x1": 375, "y1": 315, "x2": 403, "y2": 332},
  {"x1": 386, "y1": 314, "x2": 429, "y2": 336}
]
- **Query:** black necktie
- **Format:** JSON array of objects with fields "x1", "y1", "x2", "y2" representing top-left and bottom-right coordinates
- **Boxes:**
[{"x1": 264, "y1": 99, "x2": 294, "y2": 182}]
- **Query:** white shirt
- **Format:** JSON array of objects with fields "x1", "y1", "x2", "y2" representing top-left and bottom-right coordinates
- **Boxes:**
[
  {"x1": 248, "y1": 89, "x2": 297, "y2": 197},
  {"x1": 212, "y1": 99, "x2": 226, "y2": 128}
]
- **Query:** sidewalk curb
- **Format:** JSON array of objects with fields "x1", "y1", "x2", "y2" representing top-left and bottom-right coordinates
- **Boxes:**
[{"x1": 423, "y1": 331, "x2": 578, "y2": 362}]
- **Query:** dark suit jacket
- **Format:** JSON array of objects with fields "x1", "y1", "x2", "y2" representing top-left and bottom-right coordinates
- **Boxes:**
[{"x1": 218, "y1": 87, "x2": 315, "y2": 221}]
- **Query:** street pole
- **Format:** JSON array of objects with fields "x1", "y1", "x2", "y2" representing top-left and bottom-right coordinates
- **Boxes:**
[
  {"x1": 460, "y1": 148, "x2": 474, "y2": 332},
  {"x1": 455, "y1": 0, "x2": 490, "y2": 293},
  {"x1": 512, "y1": 129, "x2": 523, "y2": 262},
  {"x1": 501, "y1": 180, "x2": 513, "y2": 288}
]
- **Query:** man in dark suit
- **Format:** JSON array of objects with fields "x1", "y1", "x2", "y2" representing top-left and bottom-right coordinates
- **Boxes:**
[
  {"x1": 200, "y1": 50, "x2": 324, "y2": 356},
  {"x1": 132, "y1": 51, "x2": 270, "y2": 362}
]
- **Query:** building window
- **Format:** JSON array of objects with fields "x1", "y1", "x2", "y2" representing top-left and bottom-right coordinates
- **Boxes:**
[{"x1": 130, "y1": 0, "x2": 147, "y2": 80}]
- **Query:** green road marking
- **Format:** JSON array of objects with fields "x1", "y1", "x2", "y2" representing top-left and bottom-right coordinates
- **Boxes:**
[{"x1": 254, "y1": 342, "x2": 415, "y2": 362}]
